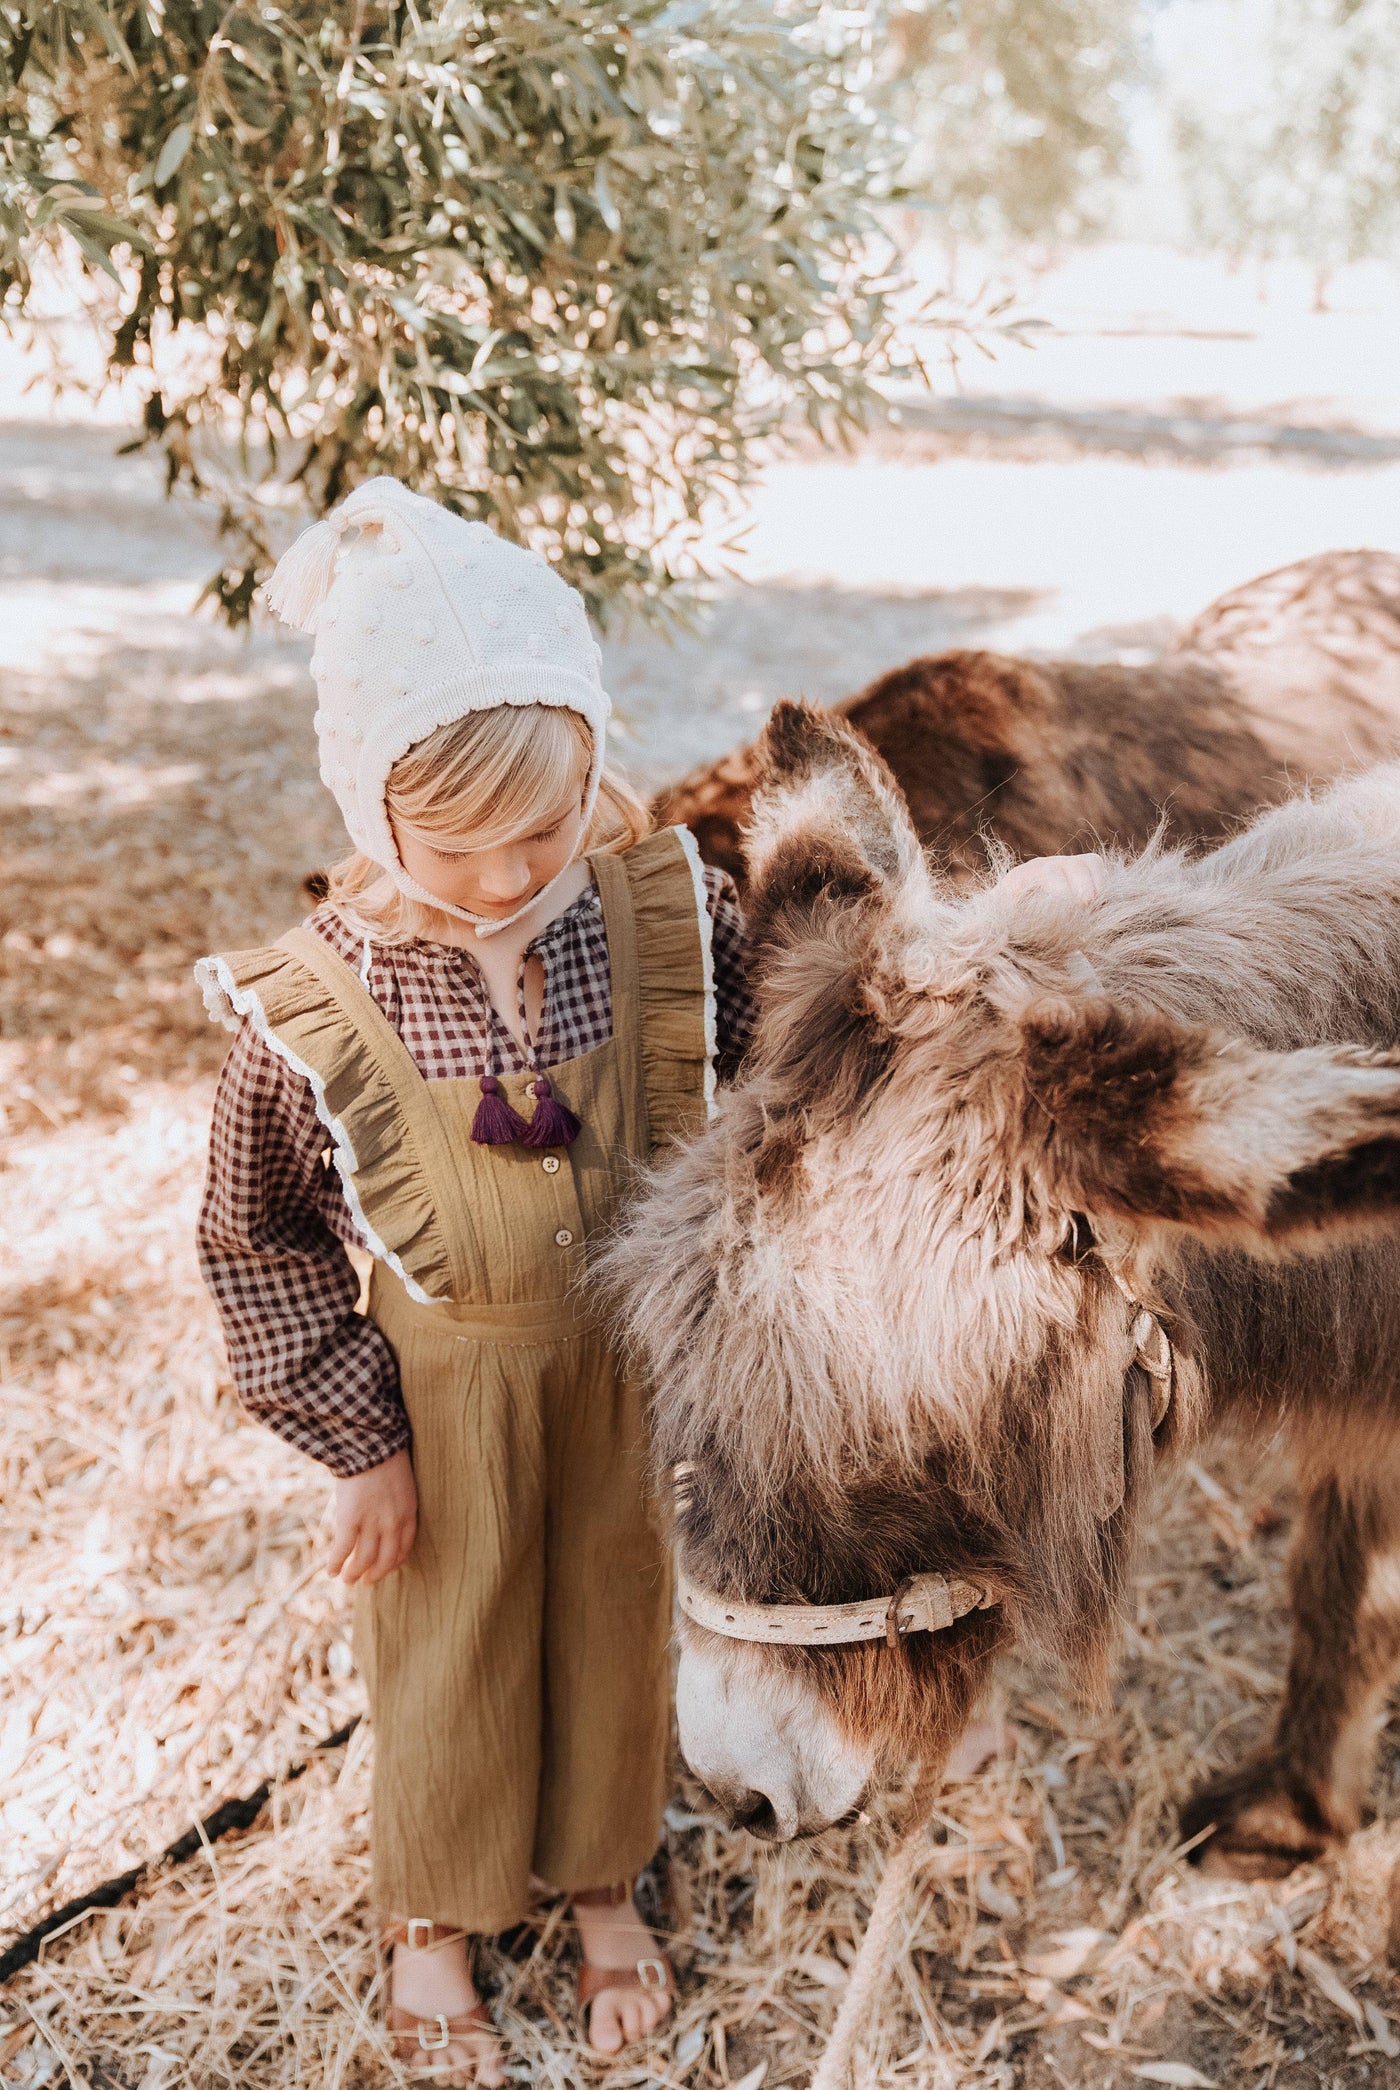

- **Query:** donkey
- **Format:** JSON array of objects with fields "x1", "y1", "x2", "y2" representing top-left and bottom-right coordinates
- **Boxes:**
[
  {"x1": 607, "y1": 702, "x2": 1400, "y2": 1877},
  {"x1": 656, "y1": 548, "x2": 1400, "y2": 888}
]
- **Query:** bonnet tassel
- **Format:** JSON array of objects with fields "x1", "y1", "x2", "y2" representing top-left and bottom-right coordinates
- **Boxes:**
[
  {"x1": 263, "y1": 480, "x2": 422, "y2": 632},
  {"x1": 470, "y1": 1074, "x2": 531, "y2": 1145},
  {"x1": 521, "y1": 1075, "x2": 582, "y2": 1148},
  {"x1": 262, "y1": 512, "x2": 348, "y2": 632}
]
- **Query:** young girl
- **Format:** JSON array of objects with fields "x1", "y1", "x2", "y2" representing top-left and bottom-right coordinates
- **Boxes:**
[
  {"x1": 196, "y1": 478, "x2": 754, "y2": 2083},
  {"x1": 196, "y1": 476, "x2": 1104, "y2": 2083}
]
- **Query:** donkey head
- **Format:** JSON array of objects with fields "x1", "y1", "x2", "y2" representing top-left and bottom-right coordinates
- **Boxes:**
[{"x1": 607, "y1": 704, "x2": 1400, "y2": 1839}]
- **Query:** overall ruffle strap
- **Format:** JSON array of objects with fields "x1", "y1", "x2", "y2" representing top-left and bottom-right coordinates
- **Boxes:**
[
  {"x1": 194, "y1": 942, "x2": 456, "y2": 1305},
  {"x1": 622, "y1": 826, "x2": 716, "y2": 1153}
]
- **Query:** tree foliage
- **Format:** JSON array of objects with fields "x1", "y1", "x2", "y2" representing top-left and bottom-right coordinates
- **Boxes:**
[
  {"x1": 1174, "y1": 0, "x2": 1400, "y2": 283},
  {"x1": 0, "y1": 2, "x2": 914, "y2": 621},
  {"x1": 888, "y1": 0, "x2": 1141, "y2": 250}
]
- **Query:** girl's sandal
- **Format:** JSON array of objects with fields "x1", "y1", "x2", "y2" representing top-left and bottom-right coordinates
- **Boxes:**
[
  {"x1": 573, "y1": 1883, "x2": 675, "y2": 2050},
  {"x1": 381, "y1": 1919, "x2": 505, "y2": 2087},
  {"x1": 577, "y1": 1952, "x2": 675, "y2": 2039}
]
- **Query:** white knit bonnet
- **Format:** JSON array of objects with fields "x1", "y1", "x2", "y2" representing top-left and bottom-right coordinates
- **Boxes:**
[{"x1": 263, "y1": 478, "x2": 611, "y2": 936}]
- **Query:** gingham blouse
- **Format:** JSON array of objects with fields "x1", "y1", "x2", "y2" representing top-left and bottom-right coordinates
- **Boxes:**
[{"x1": 197, "y1": 866, "x2": 753, "y2": 1476}]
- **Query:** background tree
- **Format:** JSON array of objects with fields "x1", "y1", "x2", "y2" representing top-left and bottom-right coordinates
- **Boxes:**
[
  {"x1": 887, "y1": 0, "x2": 1143, "y2": 259},
  {"x1": 0, "y1": 1, "x2": 919, "y2": 622},
  {"x1": 1173, "y1": 0, "x2": 1400, "y2": 306}
]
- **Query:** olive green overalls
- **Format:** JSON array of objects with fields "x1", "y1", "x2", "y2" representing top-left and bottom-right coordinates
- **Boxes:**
[{"x1": 210, "y1": 830, "x2": 711, "y2": 1931}]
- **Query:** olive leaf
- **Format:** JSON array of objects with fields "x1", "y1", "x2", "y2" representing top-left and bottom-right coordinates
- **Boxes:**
[{"x1": 152, "y1": 121, "x2": 192, "y2": 188}]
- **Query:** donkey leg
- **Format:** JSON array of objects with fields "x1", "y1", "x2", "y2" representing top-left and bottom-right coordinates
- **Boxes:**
[{"x1": 1181, "y1": 1465, "x2": 1400, "y2": 1879}]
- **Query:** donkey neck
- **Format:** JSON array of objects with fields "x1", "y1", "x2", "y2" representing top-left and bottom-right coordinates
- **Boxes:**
[{"x1": 1168, "y1": 1241, "x2": 1400, "y2": 1443}]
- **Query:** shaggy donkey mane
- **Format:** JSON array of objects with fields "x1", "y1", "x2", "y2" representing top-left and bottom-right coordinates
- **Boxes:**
[{"x1": 600, "y1": 709, "x2": 1400, "y2": 1703}]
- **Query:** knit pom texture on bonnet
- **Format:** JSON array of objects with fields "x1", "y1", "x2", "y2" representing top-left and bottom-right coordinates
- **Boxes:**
[{"x1": 262, "y1": 479, "x2": 611, "y2": 934}]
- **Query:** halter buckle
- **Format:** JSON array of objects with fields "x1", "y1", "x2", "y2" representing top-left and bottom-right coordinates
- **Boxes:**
[
  {"x1": 1131, "y1": 1308, "x2": 1171, "y2": 1379},
  {"x1": 884, "y1": 1577, "x2": 915, "y2": 1648},
  {"x1": 1130, "y1": 1307, "x2": 1174, "y2": 1431}
]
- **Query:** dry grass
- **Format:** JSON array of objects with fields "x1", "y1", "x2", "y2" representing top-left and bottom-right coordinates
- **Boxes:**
[{"x1": 4, "y1": 436, "x2": 1400, "y2": 2090}]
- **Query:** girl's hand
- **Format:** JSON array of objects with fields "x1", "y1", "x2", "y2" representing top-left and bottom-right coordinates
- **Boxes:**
[
  {"x1": 329, "y1": 1448, "x2": 418, "y2": 1584},
  {"x1": 1001, "y1": 852, "x2": 1108, "y2": 904}
]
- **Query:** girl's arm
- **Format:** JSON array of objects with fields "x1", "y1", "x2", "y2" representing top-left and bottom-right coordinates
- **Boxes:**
[
  {"x1": 197, "y1": 1022, "x2": 411, "y2": 1479},
  {"x1": 705, "y1": 864, "x2": 758, "y2": 1079}
]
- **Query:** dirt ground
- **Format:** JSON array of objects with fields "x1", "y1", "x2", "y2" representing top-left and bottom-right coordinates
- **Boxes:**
[{"x1": 5, "y1": 249, "x2": 1400, "y2": 2088}]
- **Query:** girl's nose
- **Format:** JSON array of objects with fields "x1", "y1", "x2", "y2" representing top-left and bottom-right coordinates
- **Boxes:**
[{"x1": 475, "y1": 851, "x2": 533, "y2": 902}]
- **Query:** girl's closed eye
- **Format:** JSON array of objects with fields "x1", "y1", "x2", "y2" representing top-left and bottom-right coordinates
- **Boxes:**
[{"x1": 426, "y1": 819, "x2": 563, "y2": 861}]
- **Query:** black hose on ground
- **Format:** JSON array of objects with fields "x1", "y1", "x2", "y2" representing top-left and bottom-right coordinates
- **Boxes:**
[{"x1": 0, "y1": 1716, "x2": 361, "y2": 1986}]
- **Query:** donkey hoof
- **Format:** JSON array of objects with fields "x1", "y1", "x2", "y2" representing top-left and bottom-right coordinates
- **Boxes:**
[{"x1": 1179, "y1": 1761, "x2": 1338, "y2": 1880}]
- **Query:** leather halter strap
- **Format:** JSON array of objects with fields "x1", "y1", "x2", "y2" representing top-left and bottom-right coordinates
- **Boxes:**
[
  {"x1": 1104, "y1": 1265, "x2": 1174, "y2": 1431},
  {"x1": 672, "y1": 1280, "x2": 1175, "y2": 1651},
  {"x1": 676, "y1": 1564, "x2": 990, "y2": 1647}
]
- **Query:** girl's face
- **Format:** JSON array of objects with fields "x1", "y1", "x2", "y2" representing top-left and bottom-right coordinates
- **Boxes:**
[{"x1": 393, "y1": 786, "x2": 587, "y2": 922}]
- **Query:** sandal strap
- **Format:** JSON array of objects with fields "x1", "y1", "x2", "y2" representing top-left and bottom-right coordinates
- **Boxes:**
[
  {"x1": 572, "y1": 1878, "x2": 630, "y2": 1909},
  {"x1": 382, "y1": 1917, "x2": 468, "y2": 1952},
  {"x1": 577, "y1": 1953, "x2": 674, "y2": 2007},
  {"x1": 386, "y1": 2002, "x2": 493, "y2": 2052}
]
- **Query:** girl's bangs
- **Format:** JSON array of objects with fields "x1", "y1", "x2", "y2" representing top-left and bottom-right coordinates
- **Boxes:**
[
  {"x1": 323, "y1": 701, "x2": 654, "y2": 944},
  {"x1": 387, "y1": 704, "x2": 591, "y2": 853}
]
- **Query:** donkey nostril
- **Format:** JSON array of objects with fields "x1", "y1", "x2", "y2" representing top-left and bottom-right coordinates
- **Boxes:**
[{"x1": 729, "y1": 1791, "x2": 780, "y2": 1839}]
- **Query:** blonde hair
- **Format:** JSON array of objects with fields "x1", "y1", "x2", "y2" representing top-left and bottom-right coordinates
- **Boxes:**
[{"x1": 324, "y1": 703, "x2": 652, "y2": 943}]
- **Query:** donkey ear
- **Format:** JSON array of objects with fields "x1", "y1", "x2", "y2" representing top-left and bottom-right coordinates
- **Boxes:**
[
  {"x1": 743, "y1": 700, "x2": 928, "y2": 955},
  {"x1": 1021, "y1": 995, "x2": 1400, "y2": 1249}
]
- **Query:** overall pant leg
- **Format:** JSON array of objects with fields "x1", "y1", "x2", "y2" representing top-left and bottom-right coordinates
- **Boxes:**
[
  {"x1": 532, "y1": 1332, "x2": 674, "y2": 1891},
  {"x1": 356, "y1": 1328, "x2": 551, "y2": 1933}
]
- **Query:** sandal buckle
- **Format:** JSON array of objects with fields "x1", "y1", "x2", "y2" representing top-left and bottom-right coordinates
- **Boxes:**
[
  {"x1": 418, "y1": 2014, "x2": 452, "y2": 2053},
  {"x1": 406, "y1": 1917, "x2": 436, "y2": 1951},
  {"x1": 637, "y1": 1958, "x2": 667, "y2": 1992}
]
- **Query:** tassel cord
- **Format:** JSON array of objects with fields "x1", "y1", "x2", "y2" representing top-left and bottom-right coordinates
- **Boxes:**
[
  {"x1": 465, "y1": 935, "x2": 588, "y2": 1149},
  {"x1": 469, "y1": 1009, "x2": 529, "y2": 1146},
  {"x1": 515, "y1": 946, "x2": 582, "y2": 1148}
]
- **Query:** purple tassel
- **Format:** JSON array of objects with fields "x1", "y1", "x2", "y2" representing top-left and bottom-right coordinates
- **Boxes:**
[
  {"x1": 522, "y1": 1074, "x2": 582, "y2": 1148},
  {"x1": 471, "y1": 1074, "x2": 531, "y2": 1145}
]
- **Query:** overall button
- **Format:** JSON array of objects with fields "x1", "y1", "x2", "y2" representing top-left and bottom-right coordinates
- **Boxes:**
[
  {"x1": 554, "y1": 1227, "x2": 574, "y2": 1247},
  {"x1": 541, "y1": 1155, "x2": 560, "y2": 1175}
]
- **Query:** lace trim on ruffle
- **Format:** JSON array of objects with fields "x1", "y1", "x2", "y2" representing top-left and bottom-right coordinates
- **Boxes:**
[
  {"x1": 674, "y1": 826, "x2": 718, "y2": 1120},
  {"x1": 192, "y1": 953, "x2": 438, "y2": 1306}
]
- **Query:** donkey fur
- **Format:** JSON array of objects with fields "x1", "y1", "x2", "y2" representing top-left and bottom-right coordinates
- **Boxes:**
[
  {"x1": 607, "y1": 704, "x2": 1400, "y2": 1877},
  {"x1": 655, "y1": 549, "x2": 1400, "y2": 887}
]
